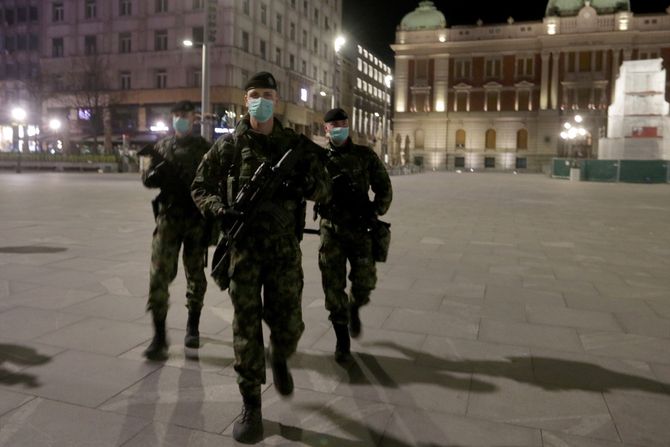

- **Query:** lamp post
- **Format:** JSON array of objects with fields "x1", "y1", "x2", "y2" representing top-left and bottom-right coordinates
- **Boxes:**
[
  {"x1": 11, "y1": 107, "x2": 27, "y2": 173},
  {"x1": 332, "y1": 35, "x2": 346, "y2": 109},
  {"x1": 559, "y1": 114, "x2": 590, "y2": 163},
  {"x1": 183, "y1": 38, "x2": 212, "y2": 142},
  {"x1": 382, "y1": 74, "x2": 393, "y2": 164}
]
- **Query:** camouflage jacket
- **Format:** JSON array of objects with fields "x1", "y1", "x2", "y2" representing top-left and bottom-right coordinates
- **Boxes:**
[
  {"x1": 320, "y1": 138, "x2": 393, "y2": 225},
  {"x1": 141, "y1": 134, "x2": 210, "y2": 217},
  {"x1": 191, "y1": 116, "x2": 331, "y2": 237}
]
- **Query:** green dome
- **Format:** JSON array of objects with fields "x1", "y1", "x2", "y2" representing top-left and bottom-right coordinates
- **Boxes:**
[
  {"x1": 545, "y1": 0, "x2": 630, "y2": 16},
  {"x1": 400, "y1": 1, "x2": 446, "y2": 31}
]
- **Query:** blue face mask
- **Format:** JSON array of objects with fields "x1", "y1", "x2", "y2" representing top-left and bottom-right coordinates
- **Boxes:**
[
  {"x1": 247, "y1": 97, "x2": 274, "y2": 122},
  {"x1": 172, "y1": 116, "x2": 192, "y2": 134},
  {"x1": 330, "y1": 127, "x2": 349, "y2": 144}
]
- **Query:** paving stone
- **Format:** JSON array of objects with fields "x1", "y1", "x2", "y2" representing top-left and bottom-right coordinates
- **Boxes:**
[
  {"x1": 542, "y1": 430, "x2": 642, "y2": 447},
  {"x1": 0, "y1": 286, "x2": 103, "y2": 311},
  {"x1": 0, "y1": 307, "x2": 86, "y2": 341},
  {"x1": 485, "y1": 285, "x2": 566, "y2": 307},
  {"x1": 382, "y1": 308, "x2": 479, "y2": 339},
  {"x1": 467, "y1": 376, "x2": 619, "y2": 441},
  {"x1": 64, "y1": 294, "x2": 147, "y2": 322},
  {"x1": 101, "y1": 366, "x2": 246, "y2": 434},
  {"x1": 0, "y1": 390, "x2": 33, "y2": 417},
  {"x1": 479, "y1": 319, "x2": 584, "y2": 352},
  {"x1": 603, "y1": 391, "x2": 670, "y2": 447},
  {"x1": 439, "y1": 298, "x2": 527, "y2": 323},
  {"x1": 35, "y1": 317, "x2": 151, "y2": 356},
  {"x1": 580, "y1": 332, "x2": 670, "y2": 364},
  {"x1": 380, "y1": 406, "x2": 543, "y2": 446},
  {"x1": 528, "y1": 348, "x2": 668, "y2": 397},
  {"x1": 526, "y1": 305, "x2": 622, "y2": 332},
  {"x1": 0, "y1": 398, "x2": 147, "y2": 447},
  {"x1": 253, "y1": 387, "x2": 394, "y2": 446},
  {"x1": 565, "y1": 294, "x2": 656, "y2": 316},
  {"x1": 613, "y1": 312, "x2": 670, "y2": 339},
  {"x1": 122, "y1": 422, "x2": 236, "y2": 447},
  {"x1": 4, "y1": 350, "x2": 160, "y2": 407}
]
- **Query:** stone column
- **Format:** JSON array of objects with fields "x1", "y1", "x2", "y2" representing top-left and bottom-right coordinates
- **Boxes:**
[
  {"x1": 540, "y1": 52, "x2": 550, "y2": 110},
  {"x1": 434, "y1": 55, "x2": 449, "y2": 112},
  {"x1": 395, "y1": 56, "x2": 410, "y2": 113},
  {"x1": 551, "y1": 51, "x2": 560, "y2": 110}
]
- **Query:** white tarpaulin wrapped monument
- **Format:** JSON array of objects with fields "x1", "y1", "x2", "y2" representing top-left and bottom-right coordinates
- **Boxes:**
[{"x1": 598, "y1": 59, "x2": 670, "y2": 160}]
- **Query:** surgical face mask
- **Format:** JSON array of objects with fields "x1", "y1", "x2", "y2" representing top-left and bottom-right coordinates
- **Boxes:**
[
  {"x1": 329, "y1": 127, "x2": 349, "y2": 144},
  {"x1": 172, "y1": 116, "x2": 192, "y2": 134},
  {"x1": 247, "y1": 97, "x2": 274, "y2": 122}
]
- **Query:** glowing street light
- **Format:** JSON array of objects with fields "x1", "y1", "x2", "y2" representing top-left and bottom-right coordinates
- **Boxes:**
[
  {"x1": 182, "y1": 39, "x2": 194, "y2": 47},
  {"x1": 49, "y1": 118, "x2": 62, "y2": 131},
  {"x1": 574, "y1": 114, "x2": 583, "y2": 123},
  {"x1": 319, "y1": 91, "x2": 327, "y2": 97},
  {"x1": 332, "y1": 35, "x2": 346, "y2": 108},
  {"x1": 334, "y1": 35, "x2": 346, "y2": 54},
  {"x1": 11, "y1": 107, "x2": 27, "y2": 122}
]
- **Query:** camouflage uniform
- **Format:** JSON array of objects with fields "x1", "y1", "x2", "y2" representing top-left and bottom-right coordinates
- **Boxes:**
[
  {"x1": 318, "y1": 139, "x2": 393, "y2": 325},
  {"x1": 191, "y1": 117, "x2": 330, "y2": 397},
  {"x1": 142, "y1": 134, "x2": 211, "y2": 321}
]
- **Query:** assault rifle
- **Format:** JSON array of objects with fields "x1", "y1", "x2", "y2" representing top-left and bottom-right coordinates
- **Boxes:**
[{"x1": 210, "y1": 145, "x2": 309, "y2": 290}]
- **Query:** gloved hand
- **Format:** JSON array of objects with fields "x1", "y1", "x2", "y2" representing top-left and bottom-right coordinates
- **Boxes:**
[{"x1": 216, "y1": 206, "x2": 244, "y2": 228}]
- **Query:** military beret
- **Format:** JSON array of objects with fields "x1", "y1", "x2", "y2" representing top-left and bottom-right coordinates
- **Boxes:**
[
  {"x1": 244, "y1": 71, "x2": 278, "y2": 91},
  {"x1": 170, "y1": 100, "x2": 196, "y2": 113},
  {"x1": 324, "y1": 108, "x2": 349, "y2": 123}
]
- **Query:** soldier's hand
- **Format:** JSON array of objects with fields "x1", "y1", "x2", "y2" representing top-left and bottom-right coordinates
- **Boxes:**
[{"x1": 216, "y1": 206, "x2": 244, "y2": 227}]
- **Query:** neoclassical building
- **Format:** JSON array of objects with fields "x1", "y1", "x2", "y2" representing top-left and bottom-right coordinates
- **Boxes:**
[{"x1": 391, "y1": 0, "x2": 670, "y2": 171}]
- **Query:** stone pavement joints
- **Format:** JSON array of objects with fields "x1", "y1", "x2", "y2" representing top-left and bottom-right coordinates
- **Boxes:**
[{"x1": 0, "y1": 172, "x2": 669, "y2": 446}]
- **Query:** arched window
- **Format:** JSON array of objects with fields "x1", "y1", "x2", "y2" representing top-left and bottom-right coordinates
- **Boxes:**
[
  {"x1": 414, "y1": 129, "x2": 425, "y2": 149},
  {"x1": 516, "y1": 128, "x2": 528, "y2": 150},
  {"x1": 455, "y1": 129, "x2": 466, "y2": 148},
  {"x1": 485, "y1": 129, "x2": 496, "y2": 149}
]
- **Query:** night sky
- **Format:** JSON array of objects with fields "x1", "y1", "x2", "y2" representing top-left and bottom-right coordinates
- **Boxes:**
[{"x1": 342, "y1": 0, "x2": 670, "y2": 65}]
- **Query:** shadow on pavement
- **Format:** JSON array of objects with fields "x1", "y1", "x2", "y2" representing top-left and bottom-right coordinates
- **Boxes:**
[
  {"x1": 0, "y1": 343, "x2": 51, "y2": 388},
  {"x1": 370, "y1": 340, "x2": 670, "y2": 395},
  {"x1": 0, "y1": 246, "x2": 67, "y2": 254}
]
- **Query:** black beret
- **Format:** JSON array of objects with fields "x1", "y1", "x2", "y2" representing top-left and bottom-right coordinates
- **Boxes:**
[
  {"x1": 244, "y1": 71, "x2": 278, "y2": 91},
  {"x1": 324, "y1": 108, "x2": 349, "y2": 123},
  {"x1": 171, "y1": 100, "x2": 196, "y2": 113}
]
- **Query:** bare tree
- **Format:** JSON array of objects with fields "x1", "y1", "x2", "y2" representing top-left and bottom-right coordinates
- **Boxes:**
[{"x1": 59, "y1": 54, "x2": 123, "y2": 155}]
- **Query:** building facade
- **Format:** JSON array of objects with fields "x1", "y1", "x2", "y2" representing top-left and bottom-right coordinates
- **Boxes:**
[
  {"x1": 1, "y1": 0, "x2": 343, "y2": 152},
  {"x1": 338, "y1": 42, "x2": 393, "y2": 160},
  {"x1": 0, "y1": 0, "x2": 43, "y2": 151},
  {"x1": 391, "y1": 1, "x2": 670, "y2": 171}
]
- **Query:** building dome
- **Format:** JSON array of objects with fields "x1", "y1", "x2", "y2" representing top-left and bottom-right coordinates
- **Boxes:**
[
  {"x1": 400, "y1": 1, "x2": 447, "y2": 31},
  {"x1": 545, "y1": 0, "x2": 630, "y2": 16}
]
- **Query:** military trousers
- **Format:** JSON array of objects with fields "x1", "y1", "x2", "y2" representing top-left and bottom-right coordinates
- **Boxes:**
[
  {"x1": 227, "y1": 233, "x2": 305, "y2": 397},
  {"x1": 147, "y1": 212, "x2": 208, "y2": 321},
  {"x1": 318, "y1": 221, "x2": 377, "y2": 326}
]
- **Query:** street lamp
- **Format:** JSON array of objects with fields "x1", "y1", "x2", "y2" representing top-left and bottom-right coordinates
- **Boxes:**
[
  {"x1": 10, "y1": 107, "x2": 27, "y2": 173},
  {"x1": 382, "y1": 74, "x2": 393, "y2": 164},
  {"x1": 560, "y1": 115, "x2": 591, "y2": 161},
  {"x1": 332, "y1": 35, "x2": 346, "y2": 109},
  {"x1": 182, "y1": 36, "x2": 211, "y2": 142}
]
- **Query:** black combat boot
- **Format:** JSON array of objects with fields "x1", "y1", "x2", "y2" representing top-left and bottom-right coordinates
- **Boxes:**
[
  {"x1": 184, "y1": 309, "x2": 201, "y2": 349},
  {"x1": 267, "y1": 345, "x2": 294, "y2": 396},
  {"x1": 349, "y1": 304, "x2": 362, "y2": 338},
  {"x1": 143, "y1": 319, "x2": 168, "y2": 361},
  {"x1": 233, "y1": 394, "x2": 263, "y2": 444},
  {"x1": 333, "y1": 323, "x2": 352, "y2": 363}
]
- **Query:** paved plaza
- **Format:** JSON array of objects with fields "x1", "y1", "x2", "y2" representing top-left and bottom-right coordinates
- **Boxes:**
[{"x1": 1, "y1": 171, "x2": 670, "y2": 446}]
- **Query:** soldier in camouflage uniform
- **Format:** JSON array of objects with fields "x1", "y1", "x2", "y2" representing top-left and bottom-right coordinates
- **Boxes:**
[
  {"x1": 191, "y1": 72, "x2": 331, "y2": 444},
  {"x1": 141, "y1": 100, "x2": 211, "y2": 361},
  {"x1": 317, "y1": 108, "x2": 393, "y2": 363}
]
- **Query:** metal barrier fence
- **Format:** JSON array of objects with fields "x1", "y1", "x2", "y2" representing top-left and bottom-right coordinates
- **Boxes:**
[{"x1": 552, "y1": 158, "x2": 670, "y2": 183}]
